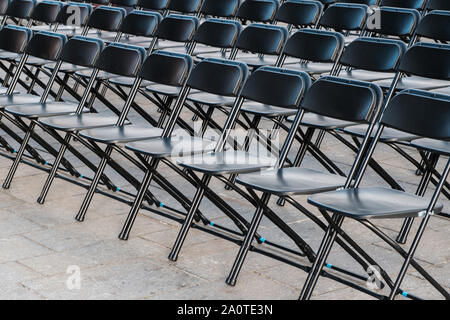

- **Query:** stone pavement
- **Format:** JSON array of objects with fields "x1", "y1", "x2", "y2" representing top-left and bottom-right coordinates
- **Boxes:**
[{"x1": 0, "y1": 75, "x2": 448, "y2": 300}]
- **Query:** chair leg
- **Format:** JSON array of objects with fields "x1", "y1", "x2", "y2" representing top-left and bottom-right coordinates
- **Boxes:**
[
  {"x1": 118, "y1": 160, "x2": 158, "y2": 240},
  {"x1": 37, "y1": 132, "x2": 71, "y2": 204},
  {"x1": 168, "y1": 174, "x2": 211, "y2": 262},
  {"x1": 226, "y1": 193, "x2": 270, "y2": 286},
  {"x1": 75, "y1": 145, "x2": 113, "y2": 222},
  {"x1": 2, "y1": 121, "x2": 36, "y2": 189}
]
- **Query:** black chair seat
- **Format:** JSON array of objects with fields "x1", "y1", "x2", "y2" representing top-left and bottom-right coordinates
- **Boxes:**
[
  {"x1": 38, "y1": 112, "x2": 126, "y2": 132},
  {"x1": 178, "y1": 151, "x2": 276, "y2": 175},
  {"x1": 195, "y1": 51, "x2": 231, "y2": 61},
  {"x1": 241, "y1": 101, "x2": 297, "y2": 117},
  {"x1": 79, "y1": 124, "x2": 162, "y2": 144},
  {"x1": 432, "y1": 86, "x2": 450, "y2": 95},
  {"x1": 237, "y1": 167, "x2": 347, "y2": 196},
  {"x1": 109, "y1": 76, "x2": 150, "y2": 88},
  {"x1": 75, "y1": 69, "x2": 119, "y2": 81},
  {"x1": 287, "y1": 112, "x2": 356, "y2": 130},
  {"x1": 168, "y1": 44, "x2": 220, "y2": 56},
  {"x1": 334, "y1": 69, "x2": 394, "y2": 82},
  {"x1": 0, "y1": 51, "x2": 21, "y2": 60},
  {"x1": 284, "y1": 62, "x2": 334, "y2": 76},
  {"x1": 410, "y1": 138, "x2": 450, "y2": 156},
  {"x1": 235, "y1": 54, "x2": 279, "y2": 68},
  {"x1": 145, "y1": 83, "x2": 182, "y2": 97},
  {"x1": 15, "y1": 56, "x2": 52, "y2": 66},
  {"x1": 45, "y1": 62, "x2": 89, "y2": 73},
  {"x1": 375, "y1": 76, "x2": 450, "y2": 91},
  {"x1": 308, "y1": 187, "x2": 443, "y2": 220},
  {"x1": 4, "y1": 101, "x2": 82, "y2": 118},
  {"x1": 0, "y1": 94, "x2": 45, "y2": 109},
  {"x1": 187, "y1": 91, "x2": 236, "y2": 106},
  {"x1": 343, "y1": 123, "x2": 418, "y2": 142},
  {"x1": 125, "y1": 136, "x2": 216, "y2": 158}
]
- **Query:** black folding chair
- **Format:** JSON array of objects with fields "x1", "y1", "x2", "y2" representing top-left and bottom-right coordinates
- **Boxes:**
[
  {"x1": 2, "y1": 35, "x2": 105, "y2": 189},
  {"x1": 274, "y1": 0, "x2": 324, "y2": 31},
  {"x1": 379, "y1": 0, "x2": 427, "y2": 11},
  {"x1": 236, "y1": 0, "x2": 279, "y2": 24},
  {"x1": 425, "y1": 0, "x2": 450, "y2": 11},
  {"x1": 300, "y1": 42, "x2": 450, "y2": 300},
  {"x1": 1, "y1": 0, "x2": 35, "y2": 28},
  {"x1": 118, "y1": 58, "x2": 249, "y2": 240},
  {"x1": 199, "y1": 0, "x2": 240, "y2": 19}
]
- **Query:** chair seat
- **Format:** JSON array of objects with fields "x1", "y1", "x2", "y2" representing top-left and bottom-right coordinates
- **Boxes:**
[
  {"x1": 75, "y1": 69, "x2": 119, "y2": 80},
  {"x1": 343, "y1": 123, "x2": 418, "y2": 142},
  {"x1": 235, "y1": 55, "x2": 279, "y2": 68},
  {"x1": 410, "y1": 138, "x2": 450, "y2": 156},
  {"x1": 241, "y1": 101, "x2": 297, "y2": 117},
  {"x1": 287, "y1": 112, "x2": 356, "y2": 130},
  {"x1": 168, "y1": 44, "x2": 220, "y2": 56},
  {"x1": 237, "y1": 167, "x2": 347, "y2": 196},
  {"x1": 0, "y1": 51, "x2": 20, "y2": 60},
  {"x1": 38, "y1": 112, "x2": 125, "y2": 132},
  {"x1": 432, "y1": 86, "x2": 450, "y2": 95},
  {"x1": 4, "y1": 101, "x2": 82, "y2": 118},
  {"x1": 187, "y1": 91, "x2": 236, "y2": 106},
  {"x1": 307, "y1": 187, "x2": 443, "y2": 220},
  {"x1": 125, "y1": 136, "x2": 215, "y2": 158},
  {"x1": 109, "y1": 76, "x2": 150, "y2": 88},
  {"x1": 15, "y1": 56, "x2": 52, "y2": 66},
  {"x1": 45, "y1": 62, "x2": 89, "y2": 73},
  {"x1": 79, "y1": 124, "x2": 162, "y2": 144},
  {"x1": 178, "y1": 151, "x2": 277, "y2": 175},
  {"x1": 0, "y1": 94, "x2": 45, "y2": 108},
  {"x1": 334, "y1": 69, "x2": 394, "y2": 82},
  {"x1": 284, "y1": 62, "x2": 334, "y2": 76},
  {"x1": 195, "y1": 50, "x2": 231, "y2": 61},
  {"x1": 145, "y1": 83, "x2": 182, "y2": 97},
  {"x1": 375, "y1": 76, "x2": 450, "y2": 91}
]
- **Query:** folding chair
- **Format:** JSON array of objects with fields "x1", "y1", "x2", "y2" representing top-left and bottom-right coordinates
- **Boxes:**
[
  {"x1": 379, "y1": 0, "x2": 427, "y2": 11},
  {"x1": 425, "y1": 0, "x2": 450, "y2": 11},
  {"x1": 117, "y1": 58, "x2": 249, "y2": 241},
  {"x1": 166, "y1": 67, "x2": 313, "y2": 263},
  {"x1": 226, "y1": 75, "x2": 383, "y2": 286},
  {"x1": 35, "y1": 42, "x2": 147, "y2": 204},
  {"x1": 135, "y1": 0, "x2": 169, "y2": 14},
  {"x1": 300, "y1": 42, "x2": 450, "y2": 300},
  {"x1": 274, "y1": 0, "x2": 324, "y2": 31},
  {"x1": 74, "y1": 50, "x2": 193, "y2": 222},
  {"x1": 199, "y1": 0, "x2": 240, "y2": 19},
  {"x1": 236, "y1": 0, "x2": 279, "y2": 24},
  {"x1": 1, "y1": 0, "x2": 35, "y2": 28},
  {"x1": 2, "y1": 35, "x2": 104, "y2": 189}
]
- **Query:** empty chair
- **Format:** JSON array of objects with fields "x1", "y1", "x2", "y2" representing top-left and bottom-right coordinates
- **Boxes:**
[
  {"x1": 199, "y1": 0, "x2": 240, "y2": 19},
  {"x1": 1, "y1": 0, "x2": 35, "y2": 28},
  {"x1": 226, "y1": 75, "x2": 383, "y2": 286},
  {"x1": 2, "y1": 36, "x2": 105, "y2": 189},
  {"x1": 425, "y1": 0, "x2": 450, "y2": 11},
  {"x1": 236, "y1": 0, "x2": 279, "y2": 23},
  {"x1": 275, "y1": 0, "x2": 324, "y2": 30},
  {"x1": 136, "y1": 0, "x2": 169, "y2": 12},
  {"x1": 379, "y1": 0, "x2": 427, "y2": 10},
  {"x1": 166, "y1": 0, "x2": 202, "y2": 15}
]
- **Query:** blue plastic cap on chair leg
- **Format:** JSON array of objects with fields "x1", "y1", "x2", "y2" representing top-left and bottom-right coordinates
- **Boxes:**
[
  {"x1": 260, "y1": 237, "x2": 266, "y2": 243},
  {"x1": 402, "y1": 291, "x2": 408, "y2": 297},
  {"x1": 116, "y1": 187, "x2": 120, "y2": 192},
  {"x1": 79, "y1": 174, "x2": 84, "y2": 178},
  {"x1": 210, "y1": 222, "x2": 215, "y2": 226},
  {"x1": 159, "y1": 203, "x2": 164, "y2": 208},
  {"x1": 326, "y1": 263, "x2": 333, "y2": 269},
  {"x1": 44, "y1": 161, "x2": 49, "y2": 165}
]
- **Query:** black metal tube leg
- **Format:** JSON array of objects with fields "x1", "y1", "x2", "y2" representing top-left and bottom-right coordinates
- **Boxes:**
[
  {"x1": 226, "y1": 195, "x2": 269, "y2": 286},
  {"x1": 75, "y1": 145, "x2": 113, "y2": 222},
  {"x1": 118, "y1": 166, "x2": 156, "y2": 240},
  {"x1": 3, "y1": 121, "x2": 36, "y2": 189},
  {"x1": 168, "y1": 174, "x2": 211, "y2": 262},
  {"x1": 37, "y1": 133, "x2": 71, "y2": 204}
]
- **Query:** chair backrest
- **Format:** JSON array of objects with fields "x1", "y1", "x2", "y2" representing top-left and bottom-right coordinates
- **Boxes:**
[
  {"x1": 398, "y1": 43, "x2": 450, "y2": 80},
  {"x1": 379, "y1": 0, "x2": 427, "y2": 10},
  {"x1": 336, "y1": 0, "x2": 376, "y2": 5},
  {"x1": 368, "y1": 7, "x2": 420, "y2": 38},
  {"x1": 56, "y1": 2, "x2": 92, "y2": 27},
  {"x1": 119, "y1": 10, "x2": 161, "y2": 37},
  {"x1": 282, "y1": 28, "x2": 344, "y2": 63},
  {"x1": 275, "y1": 0, "x2": 323, "y2": 27},
  {"x1": 339, "y1": 38, "x2": 407, "y2": 72},
  {"x1": 194, "y1": 18, "x2": 241, "y2": 49},
  {"x1": 187, "y1": 58, "x2": 248, "y2": 97},
  {"x1": 30, "y1": 0, "x2": 62, "y2": 24},
  {"x1": 24, "y1": 31, "x2": 67, "y2": 61},
  {"x1": 0, "y1": 24, "x2": 32, "y2": 53},
  {"x1": 5, "y1": 0, "x2": 35, "y2": 20},
  {"x1": 90, "y1": 0, "x2": 110, "y2": 5},
  {"x1": 319, "y1": 3, "x2": 367, "y2": 32},
  {"x1": 139, "y1": 50, "x2": 193, "y2": 87},
  {"x1": 154, "y1": 14, "x2": 198, "y2": 43},
  {"x1": 235, "y1": 23, "x2": 288, "y2": 55},
  {"x1": 136, "y1": 0, "x2": 169, "y2": 11},
  {"x1": 167, "y1": 0, "x2": 202, "y2": 14},
  {"x1": 86, "y1": 5, "x2": 126, "y2": 32},
  {"x1": 426, "y1": 0, "x2": 450, "y2": 11},
  {"x1": 242, "y1": 67, "x2": 310, "y2": 109},
  {"x1": 94, "y1": 43, "x2": 146, "y2": 77},
  {"x1": 110, "y1": 0, "x2": 138, "y2": 7},
  {"x1": 415, "y1": 10, "x2": 450, "y2": 42},
  {"x1": 200, "y1": 0, "x2": 240, "y2": 18},
  {"x1": 0, "y1": 0, "x2": 9, "y2": 15},
  {"x1": 381, "y1": 89, "x2": 450, "y2": 140},
  {"x1": 58, "y1": 36, "x2": 104, "y2": 67},
  {"x1": 300, "y1": 76, "x2": 383, "y2": 123},
  {"x1": 236, "y1": 0, "x2": 279, "y2": 23}
]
